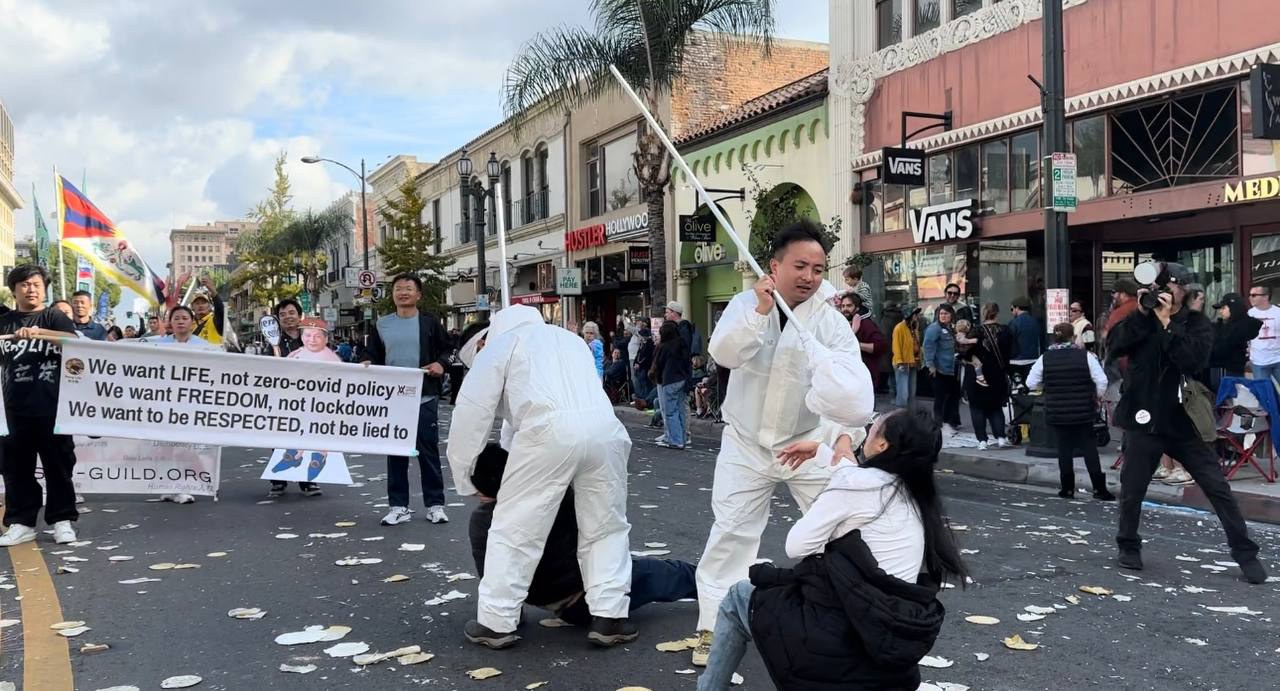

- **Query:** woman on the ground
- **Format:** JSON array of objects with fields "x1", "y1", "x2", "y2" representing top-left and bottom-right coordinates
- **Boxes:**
[
  {"x1": 652, "y1": 320, "x2": 691, "y2": 450},
  {"x1": 965, "y1": 302, "x2": 1014, "y2": 450},
  {"x1": 695, "y1": 409, "x2": 966, "y2": 690},
  {"x1": 922, "y1": 305, "x2": 961, "y2": 435}
]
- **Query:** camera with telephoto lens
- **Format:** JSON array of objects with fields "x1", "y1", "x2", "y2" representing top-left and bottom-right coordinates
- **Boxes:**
[{"x1": 1133, "y1": 261, "x2": 1190, "y2": 311}]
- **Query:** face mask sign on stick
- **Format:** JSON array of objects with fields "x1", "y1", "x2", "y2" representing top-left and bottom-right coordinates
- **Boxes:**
[{"x1": 260, "y1": 315, "x2": 281, "y2": 347}]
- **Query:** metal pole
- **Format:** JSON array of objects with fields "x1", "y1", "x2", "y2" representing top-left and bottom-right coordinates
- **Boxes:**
[
  {"x1": 360, "y1": 158, "x2": 369, "y2": 271},
  {"x1": 472, "y1": 180, "x2": 488, "y2": 309},
  {"x1": 1043, "y1": 0, "x2": 1069, "y2": 290}
]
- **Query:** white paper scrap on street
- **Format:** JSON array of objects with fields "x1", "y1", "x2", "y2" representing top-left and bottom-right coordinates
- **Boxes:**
[
  {"x1": 0, "y1": 437, "x2": 221, "y2": 497},
  {"x1": 260, "y1": 449, "x2": 353, "y2": 485},
  {"x1": 54, "y1": 339, "x2": 423, "y2": 455}
]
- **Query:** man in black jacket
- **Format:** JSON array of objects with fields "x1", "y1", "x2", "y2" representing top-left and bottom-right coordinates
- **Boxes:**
[
  {"x1": 468, "y1": 444, "x2": 697, "y2": 643},
  {"x1": 1107, "y1": 277, "x2": 1267, "y2": 583},
  {"x1": 364, "y1": 274, "x2": 454, "y2": 527},
  {"x1": 1026, "y1": 323, "x2": 1114, "y2": 501}
]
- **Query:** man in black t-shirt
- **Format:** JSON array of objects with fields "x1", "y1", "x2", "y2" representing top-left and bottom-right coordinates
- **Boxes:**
[{"x1": 0, "y1": 265, "x2": 80, "y2": 546}]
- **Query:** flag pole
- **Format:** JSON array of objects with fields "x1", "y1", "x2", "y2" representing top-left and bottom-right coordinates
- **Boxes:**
[
  {"x1": 606, "y1": 64, "x2": 805, "y2": 332},
  {"x1": 493, "y1": 181, "x2": 511, "y2": 309},
  {"x1": 53, "y1": 169, "x2": 67, "y2": 299}
]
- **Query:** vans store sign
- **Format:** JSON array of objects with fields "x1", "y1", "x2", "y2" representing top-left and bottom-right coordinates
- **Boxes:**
[
  {"x1": 909, "y1": 199, "x2": 975, "y2": 245},
  {"x1": 881, "y1": 147, "x2": 925, "y2": 186}
]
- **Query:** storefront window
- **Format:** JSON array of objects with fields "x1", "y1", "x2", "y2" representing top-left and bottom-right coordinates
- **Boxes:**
[
  {"x1": 1253, "y1": 235, "x2": 1280, "y2": 300},
  {"x1": 1010, "y1": 131, "x2": 1040, "y2": 210},
  {"x1": 908, "y1": 182, "x2": 928, "y2": 219},
  {"x1": 884, "y1": 183, "x2": 906, "y2": 232},
  {"x1": 914, "y1": 0, "x2": 941, "y2": 34},
  {"x1": 1110, "y1": 84, "x2": 1239, "y2": 194},
  {"x1": 1241, "y1": 80, "x2": 1280, "y2": 176},
  {"x1": 928, "y1": 152, "x2": 953, "y2": 204},
  {"x1": 603, "y1": 133, "x2": 640, "y2": 211},
  {"x1": 602, "y1": 252, "x2": 626, "y2": 283},
  {"x1": 1070, "y1": 116, "x2": 1107, "y2": 202},
  {"x1": 863, "y1": 178, "x2": 883, "y2": 234},
  {"x1": 954, "y1": 145, "x2": 979, "y2": 203},
  {"x1": 876, "y1": 0, "x2": 902, "y2": 48},
  {"x1": 879, "y1": 245, "x2": 967, "y2": 319},
  {"x1": 981, "y1": 139, "x2": 1009, "y2": 214}
]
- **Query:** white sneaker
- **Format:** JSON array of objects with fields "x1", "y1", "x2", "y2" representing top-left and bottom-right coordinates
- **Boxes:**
[
  {"x1": 161, "y1": 494, "x2": 196, "y2": 504},
  {"x1": 75, "y1": 494, "x2": 86, "y2": 504},
  {"x1": 425, "y1": 505, "x2": 449, "y2": 524},
  {"x1": 994, "y1": 437, "x2": 1013, "y2": 449},
  {"x1": 0, "y1": 524, "x2": 36, "y2": 546},
  {"x1": 53, "y1": 520, "x2": 77, "y2": 544},
  {"x1": 381, "y1": 506, "x2": 413, "y2": 526},
  {"x1": 977, "y1": 441, "x2": 989, "y2": 451}
]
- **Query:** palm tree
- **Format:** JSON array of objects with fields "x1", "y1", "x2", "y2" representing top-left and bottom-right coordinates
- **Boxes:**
[
  {"x1": 503, "y1": 0, "x2": 777, "y2": 312},
  {"x1": 269, "y1": 208, "x2": 353, "y2": 315}
]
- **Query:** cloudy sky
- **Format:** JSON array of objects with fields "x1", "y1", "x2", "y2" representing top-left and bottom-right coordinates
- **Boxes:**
[{"x1": 2, "y1": 0, "x2": 828, "y2": 280}]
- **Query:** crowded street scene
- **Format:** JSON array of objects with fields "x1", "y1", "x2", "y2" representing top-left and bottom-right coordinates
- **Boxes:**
[{"x1": 2, "y1": 1, "x2": 1280, "y2": 689}]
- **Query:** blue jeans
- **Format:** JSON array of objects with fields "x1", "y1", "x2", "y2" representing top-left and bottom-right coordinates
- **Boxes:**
[
  {"x1": 559, "y1": 557, "x2": 697, "y2": 625},
  {"x1": 632, "y1": 371, "x2": 654, "y2": 402},
  {"x1": 697, "y1": 580, "x2": 754, "y2": 691},
  {"x1": 894, "y1": 365, "x2": 917, "y2": 408},
  {"x1": 658, "y1": 381, "x2": 687, "y2": 447},
  {"x1": 386, "y1": 398, "x2": 444, "y2": 508},
  {"x1": 1252, "y1": 362, "x2": 1280, "y2": 386}
]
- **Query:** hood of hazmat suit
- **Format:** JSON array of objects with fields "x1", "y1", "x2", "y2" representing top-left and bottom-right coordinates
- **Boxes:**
[
  {"x1": 708, "y1": 279, "x2": 874, "y2": 452},
  {"x1": 446, "y1": 304, "x2": 630, "y2": 496}
]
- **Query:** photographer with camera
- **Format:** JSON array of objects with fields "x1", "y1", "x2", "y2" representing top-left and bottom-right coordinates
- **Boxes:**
[{"x1": 1107, "y1": 263, "x2": 1267, "y2": 584}]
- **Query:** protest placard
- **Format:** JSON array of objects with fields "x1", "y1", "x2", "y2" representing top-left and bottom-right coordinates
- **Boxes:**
[
  {"x1": 0, "y1": 437, "x2": 222, "y2": 497},
  {"x1": 54, "y1": 340, "x2": 424, "y2": 456},
  {"x1": 260, "y1": 449, "x2": 353, "y2": 485}
]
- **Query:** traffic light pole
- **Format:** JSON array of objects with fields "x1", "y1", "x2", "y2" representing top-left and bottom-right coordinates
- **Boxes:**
[{"x1": 1042, "y1": 0, "x2": 1069, "y2": 290}]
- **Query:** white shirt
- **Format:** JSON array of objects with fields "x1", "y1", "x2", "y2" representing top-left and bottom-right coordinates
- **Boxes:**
[
  {"x1": 1025, "y1": 345, "x2": 1108, "y2": 399},
  {"x1": 785, "y1": 459, "x2": 924, "y2": 583},
  {"x1": 1249, "y1": 305, "x2": 1280, "y2": 366}
]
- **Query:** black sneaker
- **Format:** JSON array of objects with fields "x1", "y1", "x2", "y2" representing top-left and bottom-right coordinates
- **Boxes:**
[
  {"x1": 1057, "y1": 489, "x2": 1074, "y2": 499},
  {"x1": 1093, "y1": 489, "x2": 1116, "y2": 501},
  {"x1": 1238, "y1": 557, "x2": 1268, "y2": 585},
  {"x1": 266, "y1": 482, "x2": 286, "y2": 498},
  {"x1": 299, "y1": 483, "x2": 323, "y2": 497},
  {"x1": 1117, "y1": 549, "x2": 1144, "y2": 570},
  {"x1": 464, "y1": 620, "x2": 520, "y2": 649},
  {"x1": 587, "y1": 616, "x2": 638, "y2": 647}
]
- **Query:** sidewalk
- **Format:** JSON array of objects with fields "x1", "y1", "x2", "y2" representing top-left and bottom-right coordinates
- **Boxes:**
[{"x1": 615, "y1": 404, "x2": 1280, "y2": 525}]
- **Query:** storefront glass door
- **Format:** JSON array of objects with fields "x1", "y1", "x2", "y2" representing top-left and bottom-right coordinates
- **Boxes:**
[{"x1": 1101, "y1": 236, "x2": 1235, "y2": 309}]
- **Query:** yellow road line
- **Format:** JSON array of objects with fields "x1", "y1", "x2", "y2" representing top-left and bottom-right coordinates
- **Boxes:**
[{"x1": 1, "y1": 509, "x2": 74, "y2": 691}]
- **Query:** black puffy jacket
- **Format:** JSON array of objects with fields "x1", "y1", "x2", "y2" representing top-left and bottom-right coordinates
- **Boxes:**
[
  {"x1": 469, "y1": 492, "x2": 582, "y2": 608},
  {"x1": 748, "y1": 530, "x2": 945, "y2": 691},
  {"x1": 1107, "y1": 307, "x2": 1212, "y2": 438},
  {"x1": 1211, "y1": 314, "x2": 1262, "y2": 374}
]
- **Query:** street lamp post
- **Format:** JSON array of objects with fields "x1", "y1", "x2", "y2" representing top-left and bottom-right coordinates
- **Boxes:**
[
  {"x1": 301, "y1": 156, "x2": 370, "y2": 271},
  {"x1": 456, "y1": 150, "x2": 487, "y2": 309}
]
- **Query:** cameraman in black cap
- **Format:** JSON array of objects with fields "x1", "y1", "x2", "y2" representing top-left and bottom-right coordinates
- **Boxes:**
[{"x1": 1107, "y1": 264, "x2": 1267, "y2": 584}]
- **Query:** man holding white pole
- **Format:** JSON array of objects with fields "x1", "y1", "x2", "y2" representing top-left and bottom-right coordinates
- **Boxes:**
[{"x1": 690, "y1": 221, "x2": 874, "y2": 665}]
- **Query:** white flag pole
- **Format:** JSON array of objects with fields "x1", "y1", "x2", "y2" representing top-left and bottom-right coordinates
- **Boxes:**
[
  {"x1": 493, "y1": 180, "x2": 512, "y2": 309},
  {"x1": 606, "y1": 64, "x2": 805, "y2": 332}
]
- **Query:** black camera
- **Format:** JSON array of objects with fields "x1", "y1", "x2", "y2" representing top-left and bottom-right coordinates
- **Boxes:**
[{"x1": 1134, "y1": 261, "x2": 1190, "y2": 311}]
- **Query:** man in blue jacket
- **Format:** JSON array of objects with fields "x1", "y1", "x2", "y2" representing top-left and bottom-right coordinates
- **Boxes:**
[{"x1": 1008, "y1": 296, "x2": 1046, "y2": 366}]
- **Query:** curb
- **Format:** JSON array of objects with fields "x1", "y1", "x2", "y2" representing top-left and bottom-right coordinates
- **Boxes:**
[{"x1": 615, "y1": 405, "x2": 1280, "y2": 526}]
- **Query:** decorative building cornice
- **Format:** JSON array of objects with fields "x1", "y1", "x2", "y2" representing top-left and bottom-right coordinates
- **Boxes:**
[
  {"x1": 831, "y1": 0, "x2": 1092, "y2": 160},
  {"x1": 850, "y1": 41, "x2": 1280, "y2": 170}
]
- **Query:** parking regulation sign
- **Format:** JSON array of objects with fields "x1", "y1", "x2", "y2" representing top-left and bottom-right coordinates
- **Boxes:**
[{"x1": 1050, "y1": 152, "x2": 1077, "y2": 212}]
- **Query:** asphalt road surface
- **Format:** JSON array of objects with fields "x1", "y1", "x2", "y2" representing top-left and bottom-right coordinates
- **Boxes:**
[{"x1": 2, "y1": 409, "x2": 1279, "y2": 690}]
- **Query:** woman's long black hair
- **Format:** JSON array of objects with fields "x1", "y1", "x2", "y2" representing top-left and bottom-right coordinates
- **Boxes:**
[{"x1": 861, "y1": 409, "x2": 969, "y2": 587}]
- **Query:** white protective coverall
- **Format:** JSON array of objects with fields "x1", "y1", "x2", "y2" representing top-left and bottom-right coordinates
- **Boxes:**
[
  {"x1": 447, "y1": 305, "x2": 633, "y2": 633},
  {"x1": 696, "y1": 281, "x2": 875, "y2": 631}
]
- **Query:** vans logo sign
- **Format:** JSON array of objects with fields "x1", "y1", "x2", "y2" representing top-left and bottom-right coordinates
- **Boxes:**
[
  {"x1": 909, "y1": 199, "x2": 975, "y2": 244},
  {"x1": 881, "y1": 147, "x2": 926, "y2": 186}
]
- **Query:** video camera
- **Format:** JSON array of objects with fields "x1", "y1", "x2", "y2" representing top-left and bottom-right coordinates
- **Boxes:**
[{"x1": 1133, "y1": 261, "x2": 1191, "y2": 311}]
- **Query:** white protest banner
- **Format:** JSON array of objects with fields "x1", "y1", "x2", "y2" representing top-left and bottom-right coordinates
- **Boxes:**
[
  {"x1": 4, "y1": 437, "x2": 221, "y2": 497},
  {"x1": 0, "y1": 387, "x2": 6, "y2": 436},
  {"x1": 54, "y1": 340, "x2": 424, "y2": 456},
  {"x1": 260, "y1": 449, "x2": 353, "y2": 486}
]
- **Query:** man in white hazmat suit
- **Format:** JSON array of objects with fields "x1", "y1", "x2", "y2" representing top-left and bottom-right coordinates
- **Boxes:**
[
  {"x1": 446, "y1": 304, "x2": 637, "y2": 650},
  {"x1": 691, "y1": 220, "x2": 876, "y2": 666}
]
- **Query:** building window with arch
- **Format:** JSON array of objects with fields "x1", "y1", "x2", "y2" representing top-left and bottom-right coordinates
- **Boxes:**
[
  {"x1": 535, "y1": 143, "x2": 549, "y2": 221},
  {"x1": 876, "y1": 0, "x2": 902, "y2": 49},
  {"x1": 500, "y1": 161, "x2": 512, "y2": 228}
]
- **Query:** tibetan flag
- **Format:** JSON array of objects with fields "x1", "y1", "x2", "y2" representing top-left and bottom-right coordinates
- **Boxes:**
[{"x1": 56, "y1": 175, "x2": 166, "y2": 306}]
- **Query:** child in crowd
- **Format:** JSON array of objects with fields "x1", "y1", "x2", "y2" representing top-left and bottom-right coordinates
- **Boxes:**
[
  {"x1": 953, "y1": 319, "x2": 988, "y2": 387},
  {"x1": 696, "y1": 410, "x2": 966, "y2": 690}
]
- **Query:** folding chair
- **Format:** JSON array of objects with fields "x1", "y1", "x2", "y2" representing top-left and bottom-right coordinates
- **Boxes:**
[{"x1": 1216, "y1": 394, "x2": 1277, "y2": 483}]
